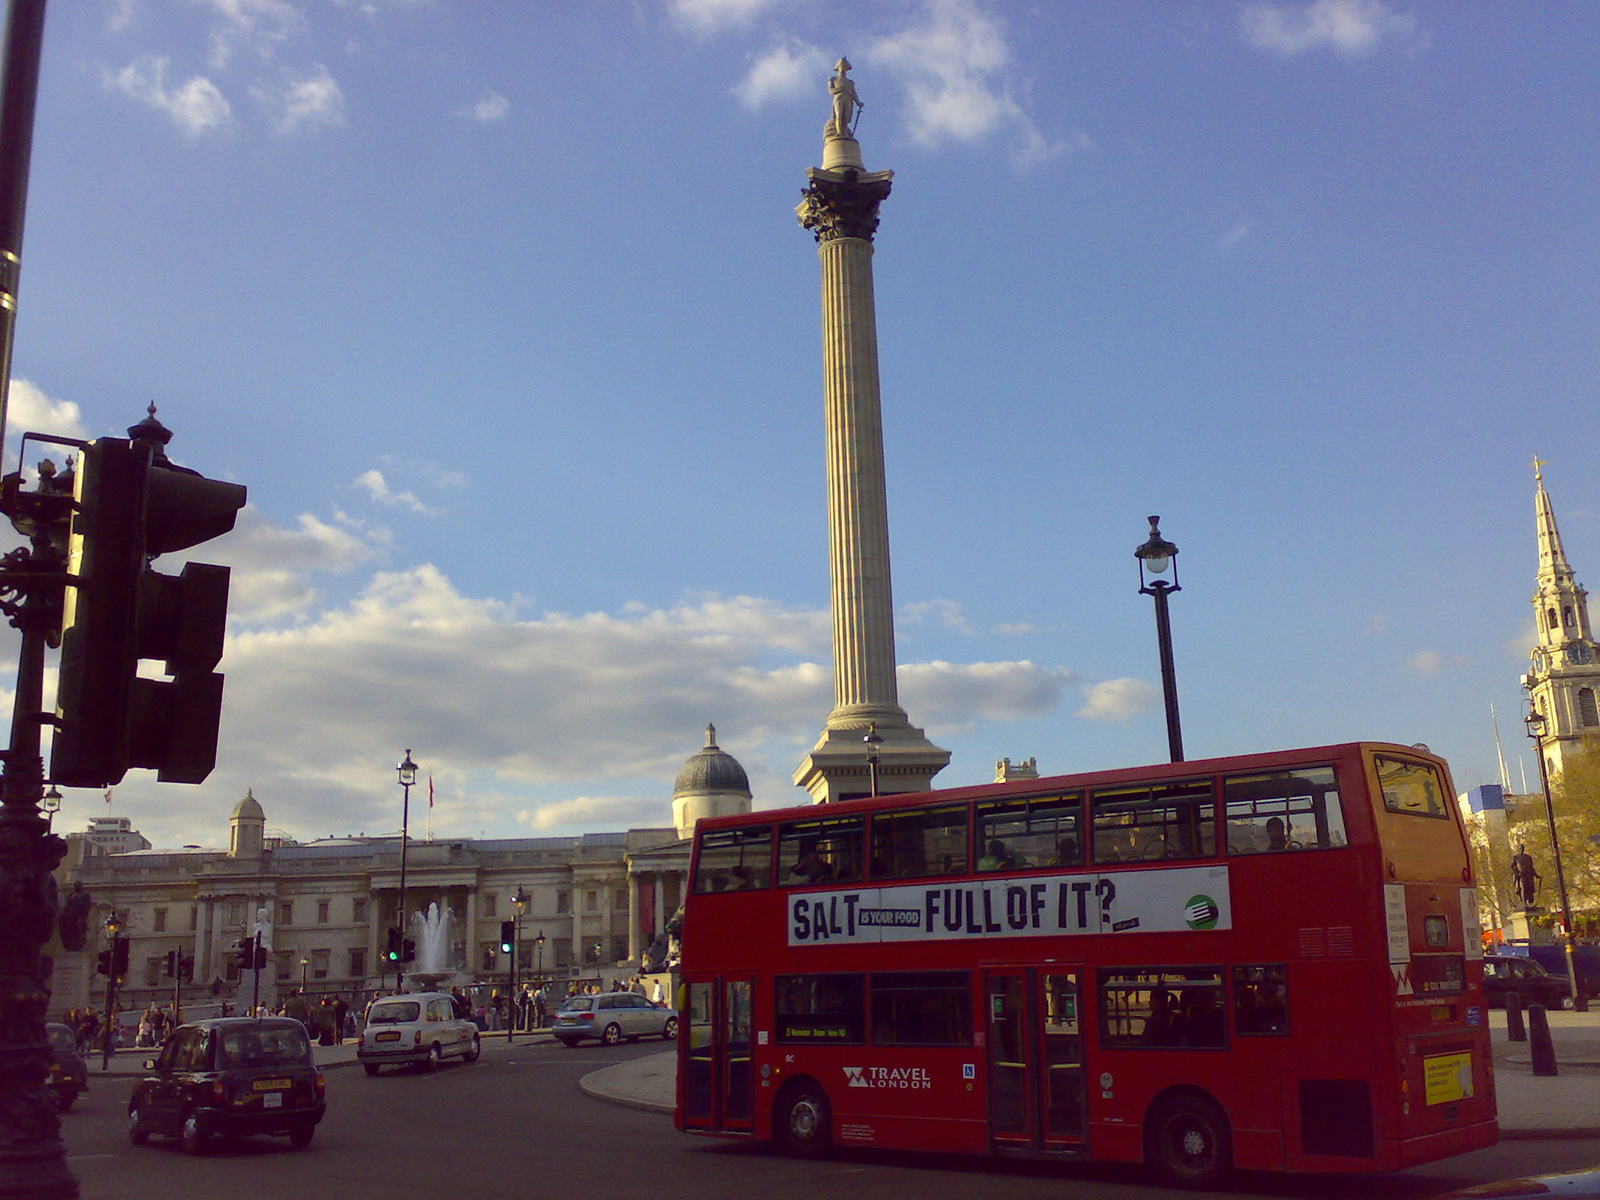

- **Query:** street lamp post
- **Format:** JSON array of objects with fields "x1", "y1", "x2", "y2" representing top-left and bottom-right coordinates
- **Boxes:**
[
  {"x1": 535, "y1": 930, "x2": 545, "y2": 980},
  {"x1": 40, "y1": 784, "x2": 59, "y2": 830},
  {"x1": 1524, "y1": 704, "x2": 1589, "y2": 1012},
  {"x1": 509, "y1": 885, "x2": 528, "y2": 1042},
  {"x1": 394, "y1": 749, "x2": 417, "y2": 990},
  {"x1": 1135, "y1": 515, "x2": 1184, "y2": 763},
  {"x1": 864, "y1": 722, "x2": 882, "y2": 798},
  {"x1": 299, "y1": 957, "x2": 308, "y2": 994}
]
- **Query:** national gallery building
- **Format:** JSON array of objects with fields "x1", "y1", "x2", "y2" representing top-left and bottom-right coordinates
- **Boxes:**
[{"x1": 49, "y1": 728, "x2": 753, "y2": 1017}]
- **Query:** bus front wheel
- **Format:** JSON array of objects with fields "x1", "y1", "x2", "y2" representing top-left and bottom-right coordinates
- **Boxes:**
[
  {"x1": 1144, "y1": 1092, "x2": 1231, "y2": 1190},
  {"x1": 774, "y1": 1081, "x2": 831, "y2": 1157}
]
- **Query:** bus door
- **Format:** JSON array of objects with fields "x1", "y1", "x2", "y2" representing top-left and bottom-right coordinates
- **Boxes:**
[
  {"x1": 682, "y1": 977, "x2": 755, "y2": 1134},
  {"x1": 985, "y1": 968, "x2": 1087, "y2": 1152}
]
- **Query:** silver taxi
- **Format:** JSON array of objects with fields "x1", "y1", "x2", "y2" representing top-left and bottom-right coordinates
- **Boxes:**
[{"x1": 357, "y1": 992, "x2": 480, "y2": 1074}]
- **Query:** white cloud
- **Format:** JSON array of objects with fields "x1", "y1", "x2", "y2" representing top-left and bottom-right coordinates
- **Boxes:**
[
  {"x1": 867, "y1": 0, "x2": 1073, "y2": 168},
  {"x1": 104, "y1": 57, "x2": 234, "y2": 138},
  {"x1": 995, "y1": 622, "x2": 1037, "y2": 636},
  {"x1": 355, "y1": 469, "x2": 435, "y2": 515},
  {"x1": 1076, "y1": 678, "x2": 1160, "y2": 722},
  {"x1": 1219, "y1": 222, "x2": 1252, "y2": 251},
  {"x1": 734, "y1": 41, "x2": 832, "y2": 111},
  {"x1": 199, "y1": 0, "x2": 305, "y2": 69},
  {"x1": 901, "y1": 599, "x2": 973, "y2": 635},
  {"x1": 1409, "y1": 650, "x2": 1470, "y2": 677},
  {"x1": 218, "y1": 508, "x2": 381, "y2": 623},
  {"x1": 69, "y1": 567, "x2": 1080, "y2": 846},
  {"x1": 521, "y1": 794, "x2": 666, "y2": 832},
  {"x1": 5, "y1": 380, "x2": 88, "y2": 471},
  {"x1": 256, "y1": 64, "x2": 346, "y2": 134},
  {"x1": 667, "y1": 0, "x2": 783, "y2": 38},
  {"x1": 900, "y1": 660, "x2": 1070, "y2": 730},
  {"x1": 460, "y1": 90, "x2": 510, "y2": 123},
  {"x1": 1239, "y1": 0, "x2": 1427, "y2": 57}
]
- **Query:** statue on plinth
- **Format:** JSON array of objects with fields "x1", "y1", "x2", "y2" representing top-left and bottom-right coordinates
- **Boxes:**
[{"x1": 1511, "y1": 842, "x2": 1541, "y2": 908}]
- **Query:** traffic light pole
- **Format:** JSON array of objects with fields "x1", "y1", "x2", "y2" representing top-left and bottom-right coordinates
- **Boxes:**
[
  {"x1": 97, "y1": 939, "x2": 119, "y2": 1071},
  {"x1": 0, "y1": 470, "x2": 78, "y2": 1196}
]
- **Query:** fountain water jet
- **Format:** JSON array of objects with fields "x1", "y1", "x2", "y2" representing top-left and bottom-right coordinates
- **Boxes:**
[{"x1": 405, "y1": 902, "x2": 461, "y2": 991}]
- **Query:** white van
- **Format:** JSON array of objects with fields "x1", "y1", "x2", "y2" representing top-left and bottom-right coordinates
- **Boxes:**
[{"x1": 356, "y1": 992, "x2": 480, "y2": 1075}]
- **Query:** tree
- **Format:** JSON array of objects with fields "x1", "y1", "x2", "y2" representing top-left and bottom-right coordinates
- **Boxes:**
[{"x1": 1547, "y1": 735, "x2": 1600, "y2": 936}]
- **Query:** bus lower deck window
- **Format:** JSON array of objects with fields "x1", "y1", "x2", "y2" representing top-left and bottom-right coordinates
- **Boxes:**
[
  {"x1": 1234, "y1": 964, "x2": 1289, "y2": 1035},
  {"x1": 1098, "y1": 968, "x2": 1227, "y2": 1049},
  {"x1": 870, "y1": 971, "x2": 972, "y2": 1046},
  {"x1": 775, "y1": 974, "x2": 865, "y2": 1044}
]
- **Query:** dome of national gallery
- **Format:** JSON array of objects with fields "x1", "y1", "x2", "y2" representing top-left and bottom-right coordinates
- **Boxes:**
[
  {"x1": 672, "y1": 725, "x2": 752, "y2": 839},
  {"x1": 674, "y1": 724, "x2": 750, "y2": 796}
]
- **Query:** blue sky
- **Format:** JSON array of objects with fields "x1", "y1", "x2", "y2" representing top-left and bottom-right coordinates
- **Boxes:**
[{"x1": 5, "y1": 0, "x2": 1596, "y2": 849}]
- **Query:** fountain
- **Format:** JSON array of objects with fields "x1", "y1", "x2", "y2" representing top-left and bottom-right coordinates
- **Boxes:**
[{"x1": 405, "y1": 902, "x2": 460, "y2": 991}]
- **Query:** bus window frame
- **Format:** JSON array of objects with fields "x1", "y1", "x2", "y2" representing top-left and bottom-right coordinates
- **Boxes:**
[
  {"x1": 974, "y1": 793, "x2": 1085, "y2": 873},
  {"x1": 1091, "y1": 779, "x2": 1216, "y2": 865},
  {"x1": 1223, "y1": 766, "x2": 1346, "y2": 855},
  {"x1": 778, "y1": 815, "x2": 866, "y2": 887},
  {"x1": 691, "y1": 825, "x2": 775, "y2": 895},
  {"x1": 1374, "y1": 756, "x2": 1449, "y2": 819},
  {"x1": 869, "y1": 804, "x2": 972, "y2": 881}
]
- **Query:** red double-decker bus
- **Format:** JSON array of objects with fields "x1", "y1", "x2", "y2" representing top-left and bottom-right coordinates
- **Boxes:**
[{"x1": 675, "y1": 742, "x2": 1497, "y2": 1187}]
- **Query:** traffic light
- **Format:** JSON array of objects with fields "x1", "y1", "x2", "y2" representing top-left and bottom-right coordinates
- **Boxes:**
[
  {"x1": 401, "y1": 938, "x2": 416, "y2": 964},
  {"x1": 179, "y1": 954, "x2": 194, "y2": 982},
  {"x1": 164, "y1": 949, "x2": 180, "y2": 978},
  {"x1": 50, "y1": 411, "x2": 247, "y2": 788},
  {"x1": 385, "y1": 927, "x2": 402, "y2": 963},
  {"x1": 499, "y1": 921, "x2": 515, "y2": 955},
  {"x1": 95, "y1": 950, "x2": 111, "y2": 976},
  {"x1": 111, "y1": 938, "x2": 129, "y2": 978}
]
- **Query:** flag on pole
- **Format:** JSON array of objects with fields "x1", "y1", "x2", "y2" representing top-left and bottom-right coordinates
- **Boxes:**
[{"x1": 103, "y1": 788, "x2": 113, "y2": 806}]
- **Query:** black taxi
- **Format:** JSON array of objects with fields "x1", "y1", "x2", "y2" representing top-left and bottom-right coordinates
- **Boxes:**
[{"x1": 128, "y1": 1017, "x2": 325, "y2": 1153}]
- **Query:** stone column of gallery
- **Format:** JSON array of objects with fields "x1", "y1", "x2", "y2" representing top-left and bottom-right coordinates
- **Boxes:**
[{"x1": 792, "y1": 62, "x2": 949, "y2": 804}]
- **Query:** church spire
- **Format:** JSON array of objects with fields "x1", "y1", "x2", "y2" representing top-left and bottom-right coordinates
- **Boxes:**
[
  {"x1": 1525, "y1": 459, "x2": 1600, "y2": 776},
  {"x1": 1534, "y1": 455, "x2": 1575, "y2": 586}
]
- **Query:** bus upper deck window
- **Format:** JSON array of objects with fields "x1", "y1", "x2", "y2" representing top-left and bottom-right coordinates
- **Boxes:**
[
  {"x1": 870, "y1": 806, "x2": 969, "y2": 879},
  {"x1": 692, "y1": 826, "x2": 773, "y2": 894},
  {"x1": 1091, "y1": 782, "x2": 1214, "y2": 864},
  {"x1": 779, "y1": 817, "x2": 865, "y2": 886},
  {"x1": 974, "y1": 795, "x2": 1083, "y2": 871},
  {"x1": 1224, "y1": 767, "x2": 1345, "y2": 854}
]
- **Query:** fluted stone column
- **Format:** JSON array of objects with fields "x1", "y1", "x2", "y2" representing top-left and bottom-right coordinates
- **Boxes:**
[{"x1": 792, "y1": 94, "x2": 949, "y2": 804}]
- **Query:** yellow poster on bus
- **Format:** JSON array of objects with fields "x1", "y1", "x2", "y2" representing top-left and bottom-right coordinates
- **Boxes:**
[{"x1": 1423, "y1": 1052, "x2": 1474, "y2": 1105}]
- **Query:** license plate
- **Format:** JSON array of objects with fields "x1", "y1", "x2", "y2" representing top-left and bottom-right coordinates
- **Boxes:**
[
  {"x1": 252, "y1": 1078, "x2": 292, "y2": 1092},
  {"x1": 376, "y1": 1031, "x2": 401, "y2": 1042},
  {"x1": 263, "y1": 1092, "x2": 283, "y2": 1109}
]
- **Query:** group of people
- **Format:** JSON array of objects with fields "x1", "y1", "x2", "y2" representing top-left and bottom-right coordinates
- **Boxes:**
[
  {"x1": 1140, "y1": 985, "x2": 1227, "y2": 1048},
  {"x1": 279, "y1": 990, "x2": 352, "y2": 1045}
]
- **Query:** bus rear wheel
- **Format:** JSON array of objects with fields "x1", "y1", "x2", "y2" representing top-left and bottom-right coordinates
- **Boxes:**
[
  {"x1": 1145, "y1": 1093, "x2": 1231, "y2": 1190},
  {"x1": 774, "y1": 1082, "x2": 831, "y2": 1158}
]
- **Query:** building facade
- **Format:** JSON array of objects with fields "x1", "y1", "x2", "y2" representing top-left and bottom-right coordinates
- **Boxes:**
[{"x1": 49, "y1": 732, "x2": 752, "y2": 1019}]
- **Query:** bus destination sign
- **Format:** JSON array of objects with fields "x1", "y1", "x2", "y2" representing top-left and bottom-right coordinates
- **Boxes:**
[{"x1": 787, "y1": 866, "x2": 1232, "y2": 946}]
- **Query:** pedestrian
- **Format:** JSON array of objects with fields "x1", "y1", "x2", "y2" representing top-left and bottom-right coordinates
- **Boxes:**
[{"x1": 332, "y1": 994, "x2": 349, "y2": 1044}]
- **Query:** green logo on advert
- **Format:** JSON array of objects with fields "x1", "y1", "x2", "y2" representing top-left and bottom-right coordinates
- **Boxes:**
[{"x1": 1184, "y1": 895, "x2": 1220, "y2": 931}]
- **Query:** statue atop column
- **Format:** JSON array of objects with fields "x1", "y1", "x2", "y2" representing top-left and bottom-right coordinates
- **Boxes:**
[
  {"x1": 1511, "y1": 842, "x2": 1541, "y2": 908},
  {"x1": 827, "y1": 57, "x2": 863, "y2": 140}
]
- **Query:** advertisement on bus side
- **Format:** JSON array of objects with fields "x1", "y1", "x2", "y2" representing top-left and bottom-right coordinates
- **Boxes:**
[{"x1": 787, "y1": 865, "x2": 1232, "y2": 946}]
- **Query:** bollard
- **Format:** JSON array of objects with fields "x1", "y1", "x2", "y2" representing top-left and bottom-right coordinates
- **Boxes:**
[
  {"x1": 1527, "y1": 1004, "x2": 1558, "y2": 1077},
  {"x1": 1506, "y1": 992, "x2": 1526, "y2": 1042}
]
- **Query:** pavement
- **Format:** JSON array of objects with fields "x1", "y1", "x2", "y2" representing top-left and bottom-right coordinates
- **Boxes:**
[{"x1": 82, "y1": 1007, "x2": 1600, "y2": 1139}]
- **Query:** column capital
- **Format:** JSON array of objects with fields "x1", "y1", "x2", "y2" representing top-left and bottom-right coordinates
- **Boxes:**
[{"x1": 797, "y1": 167, "x2": 894, "y2": 244}]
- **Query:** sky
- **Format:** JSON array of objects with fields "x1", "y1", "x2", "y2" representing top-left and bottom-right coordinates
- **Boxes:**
[{"x1": 3, "y1": 0, "x2": 1596, "y2": 850}]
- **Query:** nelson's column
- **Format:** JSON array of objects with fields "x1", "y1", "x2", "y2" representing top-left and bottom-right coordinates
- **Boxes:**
[{"x1": 793, "y1": 60, "x2": 949, "y2": 803}]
